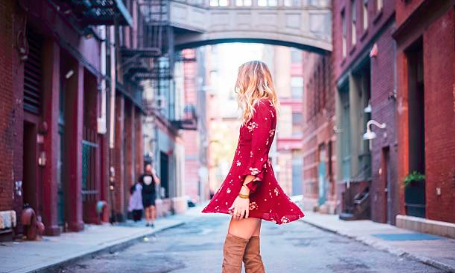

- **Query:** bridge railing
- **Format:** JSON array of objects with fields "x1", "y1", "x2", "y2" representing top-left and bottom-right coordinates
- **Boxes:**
[{"x1": 170, "y1": 0, "x2": 330, "y2": 8}]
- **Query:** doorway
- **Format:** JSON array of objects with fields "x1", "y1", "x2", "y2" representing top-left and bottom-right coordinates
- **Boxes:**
[
  {"x1": 405, "y1": 38, "x2": 425, "y2": 218},
  {"x1": 318, "y1": 145, "x2": 327, "y2": 206},
  {"x1": 382, "y1": 147, "x2": 391, "y2": 224},
  {"x1": 160, "y1": 152, "x2": 169, "y2": 198},
  {"x1": 23, "y1": 122, "x2": 38, "y2": 211}
]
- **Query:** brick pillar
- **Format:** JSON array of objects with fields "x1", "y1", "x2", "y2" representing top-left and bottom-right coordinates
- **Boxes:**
[
  {"x1": 41, "y1": 39, "x2": 60, "y2": 235},
  {"x1": 125, "y1": 100, "x2": 134, "y2": 189},
  {"x1": 114, "y1": 94, "x2": 125, "y2": 221},
  {"x1": 5, "y1": 2, "x2": 25, "y2": 236},
  {"x1": 135, "y1": 108, "x2": 143, "y2": 180},
  {"x1": 65, "y1": 61, "x2": 84, "y2": 231}
]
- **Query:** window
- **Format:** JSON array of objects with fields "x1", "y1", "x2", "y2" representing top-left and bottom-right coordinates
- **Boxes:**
[
  {"x1": 284, "y1": 0, "x2": 300, "y2": 6},
  {"x1": 291, "y1": 49, "x2": 302, "y2": 64},
  {"x1": 291, "y1": 77, "x2": 304, "y2": 99},
  {"x1": 258, "y1": 0, "x2": 277, "y2": 6},
  {"x1": 377, "y1": 0, "x2": 383, "y2": 12},
  {"x1": 363, "y1": 0, "x2": 368, "y2": 30},
  {"x1": 351, "y1": 0, "x2": 357, "y2": 46},
  {"x1": 236, "y1": 0, "x2": 252, "y2": 6},
  {"x1": 210, "y1": 0, "x2": 229, "y2": 6},
  {"x1": 342, "y1": 10, "x2": 347, "y2": 58},
  {"x1": 292, "y1": 112, "x2": 303, "y2": 125}
]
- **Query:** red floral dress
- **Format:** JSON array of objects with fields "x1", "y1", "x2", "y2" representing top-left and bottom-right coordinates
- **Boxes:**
[{"x1": 202, "y1": 99, "x2": 304, "y2": 224}]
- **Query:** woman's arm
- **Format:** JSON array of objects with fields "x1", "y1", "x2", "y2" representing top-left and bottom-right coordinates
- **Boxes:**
[
  {"x1": 241, "y1": 101, "x2": 274, "y2": 193},
  {"x1": 152, "y1": 169, "x2": 160, "y2": 184}
]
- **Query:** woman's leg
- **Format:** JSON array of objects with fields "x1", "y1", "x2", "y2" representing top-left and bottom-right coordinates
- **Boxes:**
[
  {"x1": 150, "y1": 205, "x2": 156, "y2": 227},
  {"x1": 228, "y1": 217, "x2": 261, "y2": 239},
  {"x1": 243, "y1": 221, "x2": 265, "y2": 273},
  {"x1": 222, "y1": 218, "x2": 261, "y2": 273},
  {"x1": 144, "y1": 206, "x2": 151, "y2": 225}
]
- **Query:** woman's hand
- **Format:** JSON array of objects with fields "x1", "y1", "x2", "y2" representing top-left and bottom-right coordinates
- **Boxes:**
[
  {"x1": 229, "y1": 182, "x2": 251, "y2": 220},
  {"x1": 229, "y1": 196, "x2": 250, "y2": 220}
]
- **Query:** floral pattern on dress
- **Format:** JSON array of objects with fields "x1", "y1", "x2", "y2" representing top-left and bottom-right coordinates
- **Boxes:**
[{"x1": 247, "y1": 121, "x2": 258, "y2": 132}]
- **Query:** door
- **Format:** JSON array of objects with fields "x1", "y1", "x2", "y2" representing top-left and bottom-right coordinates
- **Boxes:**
[
  {"x1": 318, "y1": 146, "x2": 327, "y2": 206},
  {"x1": 382, "y1": 147, "x2": 391, "y2": 224},
  {"x1": 57, "y1": 126, "x2": 65, "y2": 226},
  {"x1": 160, "y1": 152, "x2": 169, "y2": 198},
  {"x1": 23, "y1": 122, "x2": 38, "y2": 211}
]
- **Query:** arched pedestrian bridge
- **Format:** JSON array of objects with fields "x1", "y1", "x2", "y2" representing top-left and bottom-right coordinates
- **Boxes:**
[{"x1": 169, "y1": 0, "x2": 332, "y2": 53}]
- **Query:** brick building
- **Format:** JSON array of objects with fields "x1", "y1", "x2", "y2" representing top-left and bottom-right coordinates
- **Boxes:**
[
  {"x1": 301, "y1": 52, "x2": 336, "y2": 213},
  {"x1": 332, "y1": 0, "x2": 399, "y2": 223},
  {"x1": 179, "y1": 48, "x2": 210, "y2": 204},
  {"x1": 393, "y1": 0, "x2": 455, "y2": 232},
  {"x1": 263, "y1": 46, "x2": 304, "y2": 196},
  {"x1": 0, "y1": 0, "x2": 145, "y2": 240}
]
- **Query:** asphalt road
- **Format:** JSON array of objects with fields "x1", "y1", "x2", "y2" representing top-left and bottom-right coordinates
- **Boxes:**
[{"x1": 59, "y1": 214, "x2": 444, "y2": 273}]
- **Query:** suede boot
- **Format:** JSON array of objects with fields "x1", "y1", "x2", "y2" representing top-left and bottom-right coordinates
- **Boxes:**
[
  {"x1": 222, "y1": 234, "x2": 249, "y2": 273},
  {"x1": 243, "y1": 236, "x2": 265, "y2": 273}
]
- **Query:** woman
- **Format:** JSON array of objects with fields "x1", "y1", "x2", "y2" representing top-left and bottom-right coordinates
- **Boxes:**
[
  {"x1": 202, "y1": 60, "x2": 304, "y2": 273},
  {"x1": 128, "y1": 181, "x2": 143, "y2": 222}
]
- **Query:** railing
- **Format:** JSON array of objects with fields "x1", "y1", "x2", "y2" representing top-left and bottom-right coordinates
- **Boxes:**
[
  {"x1": 170, "y1": 0, "x2": 330, "y2": 8},
  {"x1": 82, "y1": 128, "x2": 99, "y2": 203}
]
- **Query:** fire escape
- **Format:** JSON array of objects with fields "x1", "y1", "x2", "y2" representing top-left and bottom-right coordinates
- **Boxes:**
[{"x1": 120, "y1": 0, "x2": 197, "y2": 131}]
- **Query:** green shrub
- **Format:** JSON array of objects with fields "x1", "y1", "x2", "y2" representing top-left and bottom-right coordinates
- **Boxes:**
[{"x1": 404, "y1": 171, "x2": 425, "y2": 188}]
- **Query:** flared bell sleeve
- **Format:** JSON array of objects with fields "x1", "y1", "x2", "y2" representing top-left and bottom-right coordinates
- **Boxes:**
[{"x1": 242, "y1": 101, "x2": 275, "y2": 193}]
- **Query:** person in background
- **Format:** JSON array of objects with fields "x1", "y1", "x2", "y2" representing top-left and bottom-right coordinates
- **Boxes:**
[
  {"x1": 140, "y1": 164, "x2": 160, "y2": 228},
  {"x1": 128, "y1": 181, "x2": 143, "y2": 222}
]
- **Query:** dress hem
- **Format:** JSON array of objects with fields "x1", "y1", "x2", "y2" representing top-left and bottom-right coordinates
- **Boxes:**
[{"x1": 201, "y1": 208, "x2": 305, "y2": 225}]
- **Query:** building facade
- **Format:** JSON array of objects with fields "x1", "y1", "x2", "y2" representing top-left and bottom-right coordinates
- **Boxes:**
[
  {"x1": 301, "y1": 52, "x2": 336, "y2": 213},
  {"x1": 332, "y1": 0, "x2": 399, "y2": 222},
  {"x1": 393, "y1": 0, "x2": 455, "y2": 231},
  {"x1": 0, "y1": 0, "x2": 145, "y2": 240}
]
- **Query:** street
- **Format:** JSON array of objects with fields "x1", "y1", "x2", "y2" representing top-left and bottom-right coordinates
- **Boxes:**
[{"x1": 58, "y1": 214, "x2": 443, "y2": 273}]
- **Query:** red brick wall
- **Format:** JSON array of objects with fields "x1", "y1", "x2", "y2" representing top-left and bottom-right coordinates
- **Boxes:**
[
  {"x1": 0, "y1": 1, "x2": 25, "y2": 235},
  {"x1": 113, "y1": 94, "x2": 125, "y2": 220},
  {"x1": 332, "y1": 0, "x2": 395, "y2": 81},
  {"x1": 422, "y1": 9, "x2": 455, "y2": 223},
  {"x1": 135, "y1": 108, "x2": 143, "y2": 181},
  {"x1": 396, "y1": 0, "x2": 425, "y2": 27},
  {"x1": 0, "y1": 0, "x2": 15, "y2": 211},
  {"x1": 370, "y1": 24, "x2": 399, "y2": 224},
  {"x1": 396, "y1": 2, "x2": 455, "y2": 224}
]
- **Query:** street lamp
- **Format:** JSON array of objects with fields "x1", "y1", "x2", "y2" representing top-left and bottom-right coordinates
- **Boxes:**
[{"x1": 363, "y1": 120, "x2": 386, "y2": 140}]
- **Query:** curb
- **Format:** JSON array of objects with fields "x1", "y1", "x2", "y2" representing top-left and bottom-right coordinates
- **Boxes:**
[
  {"x1": 301, "y1": 219, "x2": 455, "y2": 273},
  {"x1": 25, "y1": 221, "x2": 186, "y2": 273}
]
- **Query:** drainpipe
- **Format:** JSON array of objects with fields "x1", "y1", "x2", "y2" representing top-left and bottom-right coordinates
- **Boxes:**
[
  {"x1": 109, "y1": 24, "x2": 117, "y2": 149},
  {"x1": 98, "y1": 26, "x2": 107, "y2": 134}
]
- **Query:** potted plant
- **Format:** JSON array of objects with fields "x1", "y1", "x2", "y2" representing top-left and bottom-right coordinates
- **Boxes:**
[{"x1": 403, "y1": 171, "x2": 425, "y2": 188}]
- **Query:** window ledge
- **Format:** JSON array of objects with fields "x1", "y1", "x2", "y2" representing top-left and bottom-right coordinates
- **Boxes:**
[
  {"x1": 360, "y1": 29, "x2": 369, "y2": 42},
  {"x1": 349, "y1": 44, "x2": 357, "y2": 55}
]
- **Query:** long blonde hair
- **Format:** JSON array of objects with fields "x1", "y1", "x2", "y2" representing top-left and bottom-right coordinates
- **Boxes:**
[{"x1": 235, "y1": 60, "x2": 279, "y2": 124}]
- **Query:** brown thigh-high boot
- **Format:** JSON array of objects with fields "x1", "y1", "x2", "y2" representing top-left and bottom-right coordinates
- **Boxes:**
[
  {"x1": 222, "y1": 234, "x2": 249, "y2": 273},
  {"x1": 243, "y1": 236, "x2": 265, "y2": 273}
]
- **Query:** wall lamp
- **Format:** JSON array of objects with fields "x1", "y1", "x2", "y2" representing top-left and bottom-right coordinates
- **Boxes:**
[{"x1": 363, "y1": 120, "x2": 386, "y2": 140}]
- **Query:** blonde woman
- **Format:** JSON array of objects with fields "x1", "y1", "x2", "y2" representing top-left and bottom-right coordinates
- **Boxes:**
[{"x1": 202, "y1": 61, "x2": 304, "y2": 273}]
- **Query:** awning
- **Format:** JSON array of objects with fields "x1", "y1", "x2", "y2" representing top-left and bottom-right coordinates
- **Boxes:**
[{"x1": 67, "y1": 0, "x2": 133, "y2": 26}]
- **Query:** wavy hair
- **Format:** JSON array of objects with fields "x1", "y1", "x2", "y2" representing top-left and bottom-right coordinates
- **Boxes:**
[{"x1": 235, "y1": 60, "x2": 279, "y2": 124}]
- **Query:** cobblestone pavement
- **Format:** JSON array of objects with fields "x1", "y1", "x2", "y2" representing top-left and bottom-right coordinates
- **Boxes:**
[{"x1": 59, "y1": 214, "x2": 445, "y2": 273}]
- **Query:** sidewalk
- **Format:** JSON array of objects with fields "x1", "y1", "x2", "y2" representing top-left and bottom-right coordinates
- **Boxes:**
[
  {"x1": 301, "y1": 211, "x2": 455, "y2": 273},
  {"x1": 0, "y1": 209, "x2": 200, "y2": 273}
]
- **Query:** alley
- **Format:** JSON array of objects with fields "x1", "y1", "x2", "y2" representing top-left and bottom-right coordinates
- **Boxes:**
[{"x1": 59, "y1": 214, "x2": 443, "y2": 273}]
